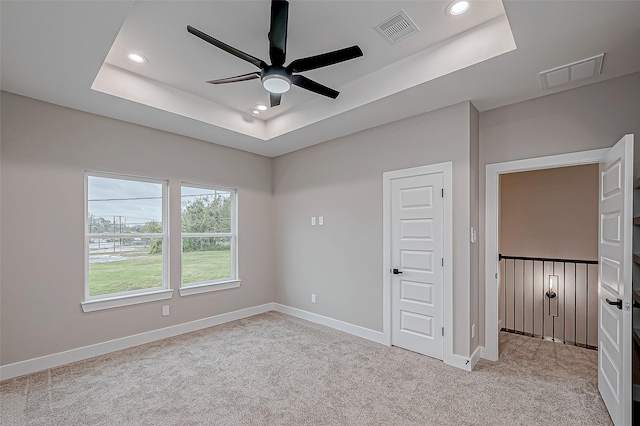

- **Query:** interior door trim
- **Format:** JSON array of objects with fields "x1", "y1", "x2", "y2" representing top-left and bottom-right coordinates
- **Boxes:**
[{"x1": 484, "y1": 148, "x2": 609, "y2": 361}]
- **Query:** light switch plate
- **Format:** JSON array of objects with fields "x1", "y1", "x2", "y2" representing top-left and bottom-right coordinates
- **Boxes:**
[
  {"x1": 319, "y1": 216, "x2": 324, "y2": 226},
  {"x1": 311, "y1": 217, "x2": 316, "y2": 226}
]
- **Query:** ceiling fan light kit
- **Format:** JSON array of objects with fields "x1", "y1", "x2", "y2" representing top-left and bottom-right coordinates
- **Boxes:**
[
  {"x1": 187, "y1": 0, "x2": 363, "y2": 108},
  {"x1": 261, "y1": 67, "x2": 291, "y2": 94}
]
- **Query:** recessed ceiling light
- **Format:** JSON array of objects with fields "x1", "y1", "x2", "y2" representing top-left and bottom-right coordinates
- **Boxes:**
[
  {"x1": 127, "y1": 53, "x2": 147, "y2": 64},
  {"x1": 251, "y1": 110, "x2": 260, "y2": 116},
  {"x1": 256, "y1": 104, "x2": 268, "y2": 111},
  {"x1": 447, "y1": 1, "x2": 470, "y2": 16}
]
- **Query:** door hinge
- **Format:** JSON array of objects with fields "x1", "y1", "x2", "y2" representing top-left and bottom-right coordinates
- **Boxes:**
[
  {"x1": 441, "y1": 258, "x2": 444, "y2": 267},
  {"x1": 495, "y1": 273, "x2": 498, "y2": 279},
  {"x1": 441, "y1": 188, "x2": 444, "y2": 198},
  {"x1": 441, "y1": 327, "x2": 444, "y2": 336}
]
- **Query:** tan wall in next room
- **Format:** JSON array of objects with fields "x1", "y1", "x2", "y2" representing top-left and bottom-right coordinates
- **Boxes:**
[{"x1": 499, "y1": 164, "x2": 599, "y2": 261}]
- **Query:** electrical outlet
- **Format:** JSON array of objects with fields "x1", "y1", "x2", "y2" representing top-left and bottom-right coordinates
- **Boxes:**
[
  {"x1": 472, "y1": 323, "x2": 476, "y2": 338},
  {"x1": 162, "y1": 305, "x2": 170, "y2": 316},
  {"x1": 311, "y1": 294, "x2": 316, "y2": 303}
]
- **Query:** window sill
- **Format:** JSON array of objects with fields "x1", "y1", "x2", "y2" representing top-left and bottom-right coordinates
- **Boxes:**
[
  {"x1": 179, "y1": 279, "x2": 241, "y2": 296},
  {"x1": 81, "y1": 289, "x2": 174, "y2": 313}
]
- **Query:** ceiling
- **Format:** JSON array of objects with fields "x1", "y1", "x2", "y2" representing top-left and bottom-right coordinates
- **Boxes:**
[{"x1": 2, "y1": 1, "x2": 640, "y2": 157}]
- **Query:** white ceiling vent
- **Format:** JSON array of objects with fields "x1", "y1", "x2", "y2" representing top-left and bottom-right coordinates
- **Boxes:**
[
  {"x1": 539, "y1": 54, "x2": 604, "y2": 90},
  {"x1": 375, "y1": 10, "x2": 420, "y2": 44}
]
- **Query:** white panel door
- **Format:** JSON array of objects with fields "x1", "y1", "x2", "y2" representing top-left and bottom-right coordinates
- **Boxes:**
[
  {"x1": 391, "y1": 172, "x2": 443, "y2": 359},
  {"x1": 598, "y1": 134, "x2": 633, "y2": 426}
]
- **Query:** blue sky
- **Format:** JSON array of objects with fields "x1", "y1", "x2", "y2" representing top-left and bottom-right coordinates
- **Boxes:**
[{"x1": 88, "y1": 176, "x2": 228, "y2": 226}]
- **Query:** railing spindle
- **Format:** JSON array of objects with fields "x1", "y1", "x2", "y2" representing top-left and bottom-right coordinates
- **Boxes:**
[
  {"x1": 542, "y1": 262, "x2": 545, "y2": 340},
  {"x1": 551, "y1": 262, "x2": 555, "y2": 342},
  {"x1": 522, "y1": 260, "x2": 525, "y2": 335},
  {"x1": 585, "y1": 264, "x2": 589, "y2": 347},
  {"x1": 563, "y1": 262, "x2": 566, "y2": 344},
  {"x1": 504, "y1": 259, "x2": 507, "y2": 331},
  {"x1": 532, "y1": 261, "x2": 535, "y2": 337},
  {"x1": 513, "y1": 259, "x2": 516, "y2": 333},
  {"x1": 574, "y1": 265, "x2": 577, "y2": 346}
]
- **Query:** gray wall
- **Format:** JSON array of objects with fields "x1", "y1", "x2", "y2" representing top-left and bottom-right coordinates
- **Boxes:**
[
  {"x1": 478, "y1": 72, "x2": 640, "y2": 346},
  {"x1": 273, "y1": 102, "x2": 476, "y2": 357},
  {"x1": 3, "y1": 70, "x2": 639, "y2": 367},
  {"x1": 0, "y1": 92, "x2": 275, "y2": 365}
]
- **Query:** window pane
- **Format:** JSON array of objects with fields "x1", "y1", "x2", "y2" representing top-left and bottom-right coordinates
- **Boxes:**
[
  {"x1": 88, "y1": 237, "x2": 163, "y2": 296},
  {"x1": 182, "y1": 237, "x2": 231, "y2": 285},
  {"x1": 181, "y1": 186, "x2": 231, "y2": 233},
  {"x1": 88, "y1": 176, "x2": 163, "y2": 234}
]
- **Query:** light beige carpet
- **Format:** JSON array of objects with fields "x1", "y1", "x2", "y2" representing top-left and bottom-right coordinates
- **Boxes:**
[{"x1": 1, "y1": 311, "x2": 611, "y2": 425}]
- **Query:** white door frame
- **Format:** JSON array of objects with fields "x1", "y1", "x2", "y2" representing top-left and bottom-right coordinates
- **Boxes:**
[
  {"x1": 484, "y1": 148, "x2": 608, "y2": 361},
  {"x1": 383, "y1": 162, "x2": 453, "y2": 364}
]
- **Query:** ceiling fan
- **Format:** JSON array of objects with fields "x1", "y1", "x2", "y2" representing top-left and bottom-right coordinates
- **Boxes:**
[{"x1": 187, "y1": 0, "x2": 363, "y2": 107}]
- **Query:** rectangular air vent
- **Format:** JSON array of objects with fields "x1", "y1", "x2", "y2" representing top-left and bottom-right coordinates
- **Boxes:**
[
  {"x1": 539, "y1": 54, "x2": 604, "y2": 90},
  {"x1": 375, "y1": 10, "x2": 420, "y2": 44}
]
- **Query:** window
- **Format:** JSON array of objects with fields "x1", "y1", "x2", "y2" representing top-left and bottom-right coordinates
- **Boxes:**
[
  {"x1": 82, "y1": 173, "x2": 172, "y2": 312},
  {"x1": 180, "y1": 184, "x2": 239, "y2": 295}
]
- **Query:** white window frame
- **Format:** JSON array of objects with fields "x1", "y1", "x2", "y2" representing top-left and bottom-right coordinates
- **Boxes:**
[
  {"x1": 81, "y1": 172, "x2": 173, "y2": 312},
  {"x1": 179, "y1": 182, "x2": 240, "y2": 296}
]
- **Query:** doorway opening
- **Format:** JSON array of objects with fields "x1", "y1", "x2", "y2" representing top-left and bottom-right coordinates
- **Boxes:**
[{"x1": 498, "y1": 165, "x2": 599, "y2": 350}]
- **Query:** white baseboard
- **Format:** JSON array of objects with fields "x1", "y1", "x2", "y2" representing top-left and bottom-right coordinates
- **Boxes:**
[
  {"x1": 443, "y1": 345, "x2": 483, "y2": 372},
  {"x1": 469, "y1": 345, "x2": 483, "y2": 370},
  {"x1": 272, "y1": 303, "x2": 386, "y2": 345},
  {"x1": 480, "y1": 319, "x2": 503, "y2": 362},
  {"x1": 445, "y1": 354, "x2": 473, "y2": 371},
  {"x1": 0, "y1": 303, "x2": 274, "y2": 381}
]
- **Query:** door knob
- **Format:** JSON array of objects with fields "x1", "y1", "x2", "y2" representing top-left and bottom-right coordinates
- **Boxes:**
[
  {"x1": 392, "y1": 268, "x2": 403, "y2": 275},
  {"x1": 605, "y1": 298, "x2": 622, "y2": 310}
]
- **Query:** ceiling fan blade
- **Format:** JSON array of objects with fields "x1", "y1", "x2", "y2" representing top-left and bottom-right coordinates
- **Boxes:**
[
  {"x1": 292, "y1": 75, "x2": 339, "y2": 99},
  {"x1": 206, "y1": 72, "x2": 261, "y2": 85},
  {"x1": 187, "y1": 25, "x2": 266, "y2": 69},
  {"x1": 270, "y1": 92, "x2": 282, "y2": 107},
  {"x1": 269, "y1": 0, "x2": 289, "y2": 67},
  {"x1": 287, "y1": 45, "x2": 363, "y2": 73}
]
